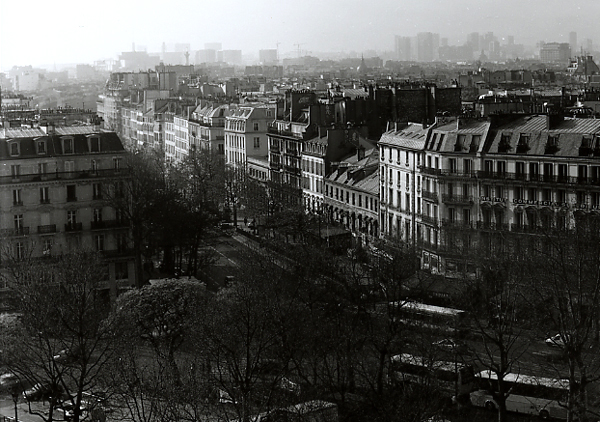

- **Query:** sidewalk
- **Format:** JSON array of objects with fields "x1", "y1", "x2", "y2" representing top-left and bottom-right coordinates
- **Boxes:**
[{"x1": 0, "y1": 399, "x2": 45, "y2": 422}]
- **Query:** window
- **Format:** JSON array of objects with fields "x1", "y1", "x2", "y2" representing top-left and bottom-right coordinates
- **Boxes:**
[
  {"x1": 115, "y1": 262, "x2": 129, "y2": 279},
  {"x1": 113, "y1": 157, "x2": 121, "y2": 171},
  {"x1": 558, "y1": 164, "x2": 568, "y2": 182},
  {"x1": 93, "y1": 183, "x2": 102, "y2": 200},
  {"x1": 515, "y1": 162, "x2": 525, "y2": 179},
  {"x1": 93, "y1": 208, "x2": 102, "y2": 222},
  {"x1": 36, "y1": 140, "x2": 46, "y2": 154},
  {"x1": 11, "y1": 165, "x2": 20, "y2": 178},
  {"x1": 38, "y1": 162, "x2": 47, "y2": 175},
  {"x1": 91, "y1": 160, "x2": 98, "y2": 173},
  {"x1": 449, "y1": 158, "x2": 457, "y2": 173},
  {"x1": 517, "y1": 133, "x2": 530, "y2": 153},
  {"x1": 464, "y1": 159, "x2": 472, "y2": 174},
  {"x1": 40, "y1": 187, "x2": 49, "y2": 204},
  {"x1": 67, "y1": 185, "x2": 77, "y2": 201},
  {"x1": 43, "y1": 238, "x2": 53, "y2": 256},
  {"x1": 63, "y1": 138, "x2": 74, "y2": 154},
  {"x1": 9, "y1": 142, "x2": 19, "y2": 156},
  {"x1": 499, "y1": 133, "x2": 512, "y2": 153},
  {"x1": 14, "y1": 214, "x2": 23, "y2": 230},
  {"x1": 12, "y1": 189, "x2": 22, "y2": 206},
  {"x1": 90, "y1": 137, "x2": 100, "y2": 152},
  {"x1": 94, "y1": 235, "x2": 104, "y2": 251},
  {"x1": 253, "y1": 122, "x2": 259, "y2": 131},
  {"x1": 65, "y1": 161, "x2": 75, "y2": 172},
  {"x1": 254, "y1": 137, "x2": 260, "y2": 148},
  {"x1": 497, "y1": 161, "x2": 506, "y2": 175},
  {"x1": 529, "y1": 163, "x2": 539, "y2": 181},
  {"x1": 67, "y1": 210, "x2": 77, "y2": 225},
  {"x1": 15, "y1": 242, "x2": 24, "y2": 260}
]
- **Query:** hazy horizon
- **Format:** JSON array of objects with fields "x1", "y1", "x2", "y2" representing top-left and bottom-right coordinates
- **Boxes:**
[{"x1": 0, "y1": 0, "x2": 597, "y2": 70}]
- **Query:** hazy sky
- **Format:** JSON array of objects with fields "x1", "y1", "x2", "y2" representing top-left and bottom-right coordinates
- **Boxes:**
[{"x1": 0, "y1": 0, "x2": 597, "y2": 69}]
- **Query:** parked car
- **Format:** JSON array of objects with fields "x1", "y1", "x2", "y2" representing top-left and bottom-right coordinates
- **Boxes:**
[
  {"x1": 433, "y1": 338, "x2": 469, "y2": 354},
  {"x1": 54, "y1": 346, "x2": 82, "y2": 364},
  {"x1": 23, "y1": 383, "x2": 62, "y2": 402},
  {"x1": 58, "y1": 401, "x2": 89, "y2": 421},
  {"x1": 545, "y1": 333, "x2": 569, "y2": 348}
]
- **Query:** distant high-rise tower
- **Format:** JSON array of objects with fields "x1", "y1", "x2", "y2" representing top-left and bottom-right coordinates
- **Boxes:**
[
  {"x1": 394, "y1": 36, "x2": 412, "y2": 61},
  {"x1": 259, "y1": 49, "x2": 278, "y2": 64},
  {"x1": 570, "y1": 31, "x2": 577, "y2": 55},
  {"x1": 205, "y1": 42, "x2": 222, "y2": 51},
  {"x1": 417, "y1": 32, "x2": 436, "y2": 62},
  {"x1": 467, "y1": 32, "x2": 480, "y2": 51}
]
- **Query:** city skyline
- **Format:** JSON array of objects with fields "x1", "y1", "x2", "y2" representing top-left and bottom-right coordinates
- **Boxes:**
[{"x1": 0, "y1": 0, "x2": 598, "y2": 70}]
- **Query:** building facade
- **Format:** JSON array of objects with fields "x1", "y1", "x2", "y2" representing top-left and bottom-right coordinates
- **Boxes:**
[{"x1": 0, "y1": 126, "x2": 135, "y2": 306}]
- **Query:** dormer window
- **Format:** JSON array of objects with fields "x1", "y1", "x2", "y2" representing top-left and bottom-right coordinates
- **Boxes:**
[
  {"x1": 89, "y1": 136, "x2": 100, "y2": 152},
  {"x1": 580, "y1": 136, "x2": 593, "y2": 156},
  {"x1": 9, "y1": 141, "x2": 20, "y2": 156},
  {"x1": 516, "y1": 133, "x2": 530, "y2": 153},
  {"x1": 36, "y1": 140, "x2": 46, "y2": 154},
  {"x1": 499, "y1": 133, "x2": 512, "y2": 153},
  {"x1": 545, "y1": 135, "x2": 560, "y2": 154},
  {"x1": 454, "y1": 134, "x2": 467, "y2": 152},
  {"x1": 63, "y1": 138, "x2": 74, "y2": 154}
]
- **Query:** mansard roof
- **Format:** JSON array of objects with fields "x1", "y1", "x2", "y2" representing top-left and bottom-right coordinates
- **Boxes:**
[{"x1": 0, "y1": 130, "x2": 125, "y2": 159}]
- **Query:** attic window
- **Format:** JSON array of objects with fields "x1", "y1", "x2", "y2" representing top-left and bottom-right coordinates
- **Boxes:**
[
  {"x1": 63, "y1": 138, "x2": 74, "y2": 154},
  {"x1": 545, "y1": 135, "x2": 560, "y2": 154},
  {"x1": 454, "y1": 134, "x2": 467, "y2": 152},
  {"x1": 36, "y1": 140, "x2": 46, "y2": 155},
  {"x1": 580, "y1": 136, "x2": 593, "y2": 156},
  {"x1": 516, "y1": 133, "x2": 530, "y2": 153},
  {"x1": 499, "y1": 133, "x2": 511, "y2": 153},
  {"x1": 9, "y1": 141, "x2": 20, "y2": 157},
  {"x1": 470, "y1": 135, "x2": 481, "y2": 153},
  {"x1": 89, "y1": 137, "x2": 100, "y2": 152}
]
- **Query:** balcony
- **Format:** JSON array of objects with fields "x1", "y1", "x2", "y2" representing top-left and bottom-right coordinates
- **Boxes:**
[
  {"x1": 422, "y1": 191, "x2": 439, "y2": 201},
  {"x1": 419, "y1": 166, "x2": 442, "y2": 176},
  {"x1": 442, "y1": 219, "x2": 474, "y2": 229},
  {"x1": 442, "y1": 194, "x2": 473, "y2": 205},
  {"x1": 439, "y1": 169, "x2": 477, "y2": 178},
  {"x1": 284, "y1": 165, "x2": 301, "y2": 175},
  {"x1": 420, "y1": 215, "x2": 439, "y2": 226},
  {"x1": 64, "y1": 222, "x2": 83, "y2": 232},
  {"x1": 1, "y1": 227, "x2": 30, "y2": 237},
  {"x1": 0, "y1": 168, "x2": 129, "y2": 186},
  {"x1": 91, "y1": 219, "x2": 128, "y2": 230},
  {"x1": 40, "y1": 199, "x2": 50, "y2": 205},
  {"x1": 66, "y1": 196, "x2": 78, "y2": 202},
  {"x1": 510, "y1": 224, "x2": 542, "y2": 233},
  {"x1": 37, "y1": 224, "x2": 57, "y2": 234},
  {"x1": 102, "y1": 248, "x2": 134, "y2": 258},
  {"x1": 476, "y1": 221, "x2": 508, "y2": 231}
]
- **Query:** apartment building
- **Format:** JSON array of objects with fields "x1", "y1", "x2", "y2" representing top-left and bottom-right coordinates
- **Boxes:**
[
  {"x1": 0, "y1": 126, "x2": 135, "y2": 305},
  {"x1": 378, "y1": 123, "x2": 428, "y2": 242},
  {"x1": 224, "y1": 105, "x2": 275, "y2": 166},
  {"x1": 189, "y1": 103, "x2": 230, "y2": 154},
  {"x1": 380, "y1": 114, "x2": 600, "y2": 280},
  {"x1": 323, "y1": 147, "x2": 380, "y2": 246}
]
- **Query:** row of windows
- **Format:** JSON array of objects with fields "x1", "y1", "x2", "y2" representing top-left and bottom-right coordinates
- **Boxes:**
[
  {"x1": 10, "y1": 158, "x2": 122, "y2": 176},
  {"x1": 324, "y1": 184, "x2": 378, "y2": 212},
  {"x1": 12, "y1": 182, "x2": 123, "y2": 206},
  {"x1": 8, "y1": 137, "x2": 102, "y2": 157},
  {"x1": 380, "y1": 146, "x2": 422, "y2": 167},
  {"x1": 13, "y1": 208, "x2": 126, "y2": 228},
  {"x1": 301, "y1": 158, "x2": 324, "y2": 176}
]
